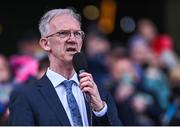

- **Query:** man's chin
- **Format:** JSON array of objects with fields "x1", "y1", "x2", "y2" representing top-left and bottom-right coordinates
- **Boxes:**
[
  {"x1": 64, "y1": 51, "x2": 78, "y2": 62},
  {"x1": 65, "y1": 55, "x2": 73, "y2": 63}
]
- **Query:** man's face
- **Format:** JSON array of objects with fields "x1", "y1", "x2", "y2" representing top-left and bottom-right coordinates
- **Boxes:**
[
  {"x1": 111, "y1": 59, "x2": 135, "y2": 81},
  {"x1": 0, "y1": 56, "x2": 10, "y2": 83},
  {"x1": 47, "y1": 14, "x2": 83, "y2": 63}
]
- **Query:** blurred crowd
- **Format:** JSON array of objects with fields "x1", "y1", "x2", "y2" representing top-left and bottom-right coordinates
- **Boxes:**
[{"x1": 0, "y1": 19, "x2": 180, "y2": 126}]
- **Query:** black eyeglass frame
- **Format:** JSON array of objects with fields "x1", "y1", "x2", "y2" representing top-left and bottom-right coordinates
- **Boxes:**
[{"x1": 46, "y1": 30, "x2": 85, "y2": 39}]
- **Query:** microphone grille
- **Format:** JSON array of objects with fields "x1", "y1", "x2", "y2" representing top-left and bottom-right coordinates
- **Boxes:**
[{"x1": 72, "y1": 52, "x2": 88, "y2": 73}]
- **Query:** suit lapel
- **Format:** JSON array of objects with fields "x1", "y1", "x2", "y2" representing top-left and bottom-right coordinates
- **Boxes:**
[{"x1": 37, "y1": 75, "x2": 70, "y2": 126}]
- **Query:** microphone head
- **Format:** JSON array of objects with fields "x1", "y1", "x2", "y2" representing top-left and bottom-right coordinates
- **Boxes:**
[{"x1": 72, "y1": 52, "x2": 88, "y2": 74}]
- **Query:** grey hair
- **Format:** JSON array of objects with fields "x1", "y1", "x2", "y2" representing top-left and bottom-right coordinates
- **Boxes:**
[{"x1": 39, "y1": 8, "x2": 81, "y2": 37}]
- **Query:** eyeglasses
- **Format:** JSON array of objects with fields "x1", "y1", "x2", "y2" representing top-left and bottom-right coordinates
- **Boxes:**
[{"x1": 46, "y1": 30, "x2": 85, "y2": 39}]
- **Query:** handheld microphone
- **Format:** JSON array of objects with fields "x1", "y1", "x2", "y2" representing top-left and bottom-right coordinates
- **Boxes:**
[{"x1": 72, "y1": 52, "x2": 91, "y2": 102}]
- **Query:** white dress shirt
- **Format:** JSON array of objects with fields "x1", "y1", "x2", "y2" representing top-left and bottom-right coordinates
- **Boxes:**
[{"x1": 46, "y1": 68, "x2": 107, "y2": 126}]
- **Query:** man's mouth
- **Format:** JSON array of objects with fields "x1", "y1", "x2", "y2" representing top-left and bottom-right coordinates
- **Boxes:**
[{"x1": 66, "y1": 47, "x2": 77, "y2": 52}]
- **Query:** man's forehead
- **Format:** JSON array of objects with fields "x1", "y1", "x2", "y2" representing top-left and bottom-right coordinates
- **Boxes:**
[
  {"x1": 50, "y1": 14, "x2": 80, "y2": 26},
  {"x1": 48, "y1": 15, "x2": 81, "y2": 35}
]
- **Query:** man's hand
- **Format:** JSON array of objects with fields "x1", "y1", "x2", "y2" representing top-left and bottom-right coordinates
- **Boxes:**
[{"x1": 79, "y1": 72, "x2": 105, "y2": 112}]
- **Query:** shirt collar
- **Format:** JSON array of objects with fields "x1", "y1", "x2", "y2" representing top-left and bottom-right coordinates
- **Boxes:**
[{"x1": 46, "y1": 67, "x2": 79, "y2": 88}]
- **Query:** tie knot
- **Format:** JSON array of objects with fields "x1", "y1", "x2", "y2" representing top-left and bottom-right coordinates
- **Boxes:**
[{"x1": 62, "y1": 80, "x2": 76, "y2": 90}]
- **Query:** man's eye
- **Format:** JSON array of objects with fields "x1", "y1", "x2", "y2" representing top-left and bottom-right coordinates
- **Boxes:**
[
  {"x1": 59, "y1": 31, "x2": 69, "y2": 36},
  {"x1": 74, "y1": 32, "x2": 81, "y2": 36}
]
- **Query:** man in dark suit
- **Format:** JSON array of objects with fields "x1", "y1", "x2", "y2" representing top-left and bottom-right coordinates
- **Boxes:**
[{"x1": 9, "y1": 8, "x2": 121, "y2": 126}]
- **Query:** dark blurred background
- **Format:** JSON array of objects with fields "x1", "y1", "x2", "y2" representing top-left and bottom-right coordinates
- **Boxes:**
[{"x1": 0, "y1": 0, "x2": 180, "y2": 56}]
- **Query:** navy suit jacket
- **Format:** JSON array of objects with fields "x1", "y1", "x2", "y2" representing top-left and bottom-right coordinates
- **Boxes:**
[{"x1": 9, "y1": 75, "x2": 121, "y2": 126}]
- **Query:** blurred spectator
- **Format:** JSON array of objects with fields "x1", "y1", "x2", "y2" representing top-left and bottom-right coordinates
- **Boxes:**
[
  {"x1": 9, "y1": 55, "x2": 39, "y2": 84},
  {"x1": 107, "y1": 47, "x2": 155, "y2": 125},
  {"x1": 0, "y1": 55, "x2": 12, "y2": 84},
  {"x1": 137, "y1": 19, "x2": 178, "y2": 70},
  {"x1": 129, "y1": 35, "x2": 151, "y2": 66},
  {"x1": 137, "y1": 18, "x2": 158, "y2": 44},
  {"x1": 129, "y1": 34, "x2": 171, "y2": 124},
  {"x1": 152, "y1": 34, "x2": 173, "y2": 55},
  {"x1": 9, "y1": 29, "x2": 47, "y2": 85},
  {"x1": 0, "y1": 54, "x2": 14, "y2": 125},
  {"x1": 151, "y1": 34, "x2": 178, "y2": 70},
  {"x1": 128, "y1": 35, "x2": 151, "y2": 85},
  {"x1": 107, "y1": 47, "x2": 137, "y2": 84},
  {"x1": 144, "y1": 52, "x2": 170, "y2": 111},
  {"x1": 162, "y1": 64, "x2": 180, "y2": 125},
  {"x1": 85, "y1": 31, "x2": 110, "y2": 86}
]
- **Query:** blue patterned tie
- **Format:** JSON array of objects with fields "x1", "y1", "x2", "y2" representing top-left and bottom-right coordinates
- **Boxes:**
[{"x1": 62, "y1": 80, "x2": 83, "y2": 126}]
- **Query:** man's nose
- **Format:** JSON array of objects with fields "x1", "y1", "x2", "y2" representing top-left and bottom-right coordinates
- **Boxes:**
[
  {"x1": 69, "y1": 32, "x2": 76, "y2": 39},
  {"x1": 67, "y1": 32, "x2": 76, "y2": 43}
]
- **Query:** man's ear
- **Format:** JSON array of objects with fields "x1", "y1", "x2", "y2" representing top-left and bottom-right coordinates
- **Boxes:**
[{"x1": 39, "y1": 38, "x2": 51, "y2": 51}]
